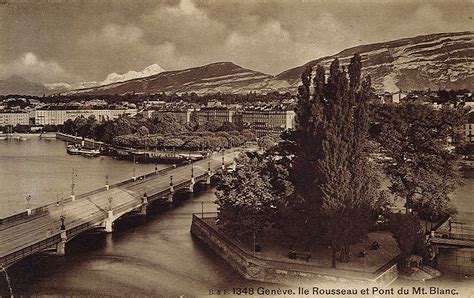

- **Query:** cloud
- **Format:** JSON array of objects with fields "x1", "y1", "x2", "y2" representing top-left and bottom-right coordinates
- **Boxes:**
[
  {"x1": 0, "y1": 52, "x2": 75, "y2": 83},
  {"x1": 0, "y1": 0, "x2": 472, "y2": 83},
  {"x1": 101, "y1": 24, "x2": 144, "y2": 43}
]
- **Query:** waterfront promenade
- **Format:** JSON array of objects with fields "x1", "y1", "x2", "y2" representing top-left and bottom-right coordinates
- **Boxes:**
[{"x1": 0, "y1": 150, "x2": 240, "y2": 269}]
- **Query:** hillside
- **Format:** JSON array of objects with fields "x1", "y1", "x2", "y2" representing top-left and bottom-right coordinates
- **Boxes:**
[
  {"x1": 0, "y1": 76, "x2": 49, "y2": 96},
  {"x1": 277, "y1": 31, "x2": 473, "y2": 92},
  {"x1": 70, "y1": 62, "x2": 290, "y2": 95}
]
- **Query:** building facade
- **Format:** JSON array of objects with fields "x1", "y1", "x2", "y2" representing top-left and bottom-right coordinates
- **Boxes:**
[
  {"x1": 460, "y1": 112, "x2": 474, "y2": 143},
  {"x1": 34, "y1": 108, "x2": 137, "y2": 125},
  {"x1": 0, "y1": 112, "x2": 30, "y2": 126},
  {"x1": 193, "y1": 107, "x2": 236, "y2": 126},
  {"x1": 239, "y1": 109, "x2": 296, "y2": 137}
]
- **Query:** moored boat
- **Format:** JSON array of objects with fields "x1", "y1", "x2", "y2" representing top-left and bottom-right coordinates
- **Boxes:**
[{"x1": 67, "y1": 144, "x2": 100, "y2": 157}]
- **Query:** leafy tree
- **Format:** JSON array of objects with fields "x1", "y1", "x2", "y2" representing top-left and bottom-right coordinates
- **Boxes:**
[
  {"x1": 62, "y1": 119, "x2": 76, "y2": 135},
  {"x1": 183, "y1": 136, "x2": 204, "y2": 150},
  {"x1": 242, "y1": 131, "x2": 257, "y2": 142},
  {"x1": 198, "y1": 120, "x2": 222, "y2": 132},
  {"x1": 216, "y1": 153, "x2": 277, "y2": 244},
  {"x1": 389, "y1": 213, "x2": 425, "y2": 271},
  {"x1": 257, "y1": 136, "x2": 275, "y2": 151},
  {"x1": 226, "y1": 135, "x2": 244, "y2": 147},
  {"x1": 114, "y1": 117, "x2": 134, "y2": 136},
  {"x1": 162, "y1": 137, "x2": 184, "y2": 148},
  {"x1": 153, "y1": 113, "x2": 188, "y2": 135},
  {"x1": 220, "y1": 121, "x2": 237, "y2": 132},
  {"x1": 73, "y1": 116, "x2": 90, "y2": 138},
  {"x1": 136, "y1": 125, "x2": 149, "y2": 136},
  {"x1": 371, "y1": 103, "x2": 466, "y2": 221}
]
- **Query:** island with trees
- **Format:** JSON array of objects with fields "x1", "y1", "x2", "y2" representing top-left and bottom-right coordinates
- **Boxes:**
[{"x1": 191, "y1": 54, "x2": 467, "y2": 286}]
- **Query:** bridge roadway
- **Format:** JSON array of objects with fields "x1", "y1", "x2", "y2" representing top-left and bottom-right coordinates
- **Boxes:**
[{"x1": 0, "y1": 151, "x2": 240, "y2": 268}]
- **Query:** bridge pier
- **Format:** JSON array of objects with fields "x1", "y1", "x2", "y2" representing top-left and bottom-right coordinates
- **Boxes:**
[
  {"x1": 189, "y1": 177, "x2": 195, "y2": 193},
  {"x1": 138, "y1": 193, "x2": 148, "y2": 216},
  {"x1": 206, "y1": 161, "x2": 212, "y2": 186},
  {"x1": 169, "y1": 176, "x2": 174, "y2": 202},
  {"x1": 56, "y1": 230, "x2": 67, "y2": 256},
  {"x1": 104, "y1": 210, "x2": 114, "y2": 233}
]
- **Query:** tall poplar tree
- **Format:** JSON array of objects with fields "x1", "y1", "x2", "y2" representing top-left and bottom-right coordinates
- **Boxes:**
[{"x1": 294, "y1": 54, "x2": 385, "y2": 267}]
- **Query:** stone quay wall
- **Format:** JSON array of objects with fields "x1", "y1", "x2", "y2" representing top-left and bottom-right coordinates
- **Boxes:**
[{"x1": 191, "y1": 214, "x2": 398, "y2": 287}]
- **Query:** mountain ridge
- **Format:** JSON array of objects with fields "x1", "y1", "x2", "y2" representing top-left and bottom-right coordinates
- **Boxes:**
[
  {"x1": 1, "y1": 31, "x2": 472, "y2": 96},
  {"x1": 276, "y1": 31, "x2": 473, "y2": 92},
  {"x1": 72, "y1": 31, "x2": 473, "y2": 96},
  {"x1": 68, "y1": 61, "x2": 281, "y2": 95}
]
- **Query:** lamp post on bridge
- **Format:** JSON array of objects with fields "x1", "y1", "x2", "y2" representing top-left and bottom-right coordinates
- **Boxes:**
[
  {"x1": 26, "y1": 195, "x2": 32, "y2": 216},
  {"x1": 70, "y1": 168, "x2": 76, "y2": 201},
  {"x1": 105, "y1": 174, "x2": 109, "y2": 190},
  {"x1": 132, "y1": 153, "x2": 136, "y2": 181},
  {"x1": 60, "y1": 215, "x2": 66, "y2": 230},
  {"x1": 189, "y1": 161, "x2": 195, "y2": 192},
  {"x1": 206, "y1": 161, "x2": 212, "y2": 186}
]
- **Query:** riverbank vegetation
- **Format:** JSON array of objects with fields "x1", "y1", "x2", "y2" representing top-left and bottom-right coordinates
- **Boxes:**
[{"x1": 61, "y1": 112, "x2": 256, "y2": 151}]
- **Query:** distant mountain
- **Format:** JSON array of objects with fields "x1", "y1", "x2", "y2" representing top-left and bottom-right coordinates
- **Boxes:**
[
  {"x1": 102, "y1": 64, "x2": 165, "y2": 85},
  {"x1": 277, "y1": 31, "x2": 473, "y2": 92},
  {"x1": 70, "y1": 32, "x2": 473, "y2": 96},
  {"x1": 0, "y1": 75, "x2": 49, "y2": 96},
  {"x1": 45, "y1": 64, "x2": 166, "y2": 94},
  {"x1": 69, "y1": 62, "x2": 289, "y2": 95},
  {"x1": 3, "y1": 32, "x2": 472, "y2": 97}
]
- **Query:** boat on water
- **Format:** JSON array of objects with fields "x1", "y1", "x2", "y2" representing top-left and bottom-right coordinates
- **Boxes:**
[{"x1": 67, "y1": 144, "x2": 100, "y2": 157}]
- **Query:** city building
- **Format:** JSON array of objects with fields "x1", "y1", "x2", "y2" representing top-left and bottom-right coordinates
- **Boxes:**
[
  {"x1": 34, "y1": 107, "x2": 137, "y2": 125},
  {"x1": 238, "y1": 106, "x2": 296, "y2": 137},
  {"x1": 142, "y1": 102, "x2": 296, "y2": 136},
  {"x1": 193, "y1": 107, "x2": 236, "y2": 126},
  {"x1": 0, "y1": 112, "x2": 30, "y2": 126},
  {"x1": 460, "y1": 112, "x2": 474, "y2": 143}
]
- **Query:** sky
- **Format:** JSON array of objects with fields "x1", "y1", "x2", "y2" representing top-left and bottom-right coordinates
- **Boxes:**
[{"x1": 0, "y1": 0, "x2": 472, "y2": 84}]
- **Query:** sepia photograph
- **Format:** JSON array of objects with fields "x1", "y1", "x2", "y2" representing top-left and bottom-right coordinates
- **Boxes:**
[{"x1": 0, "y1": 0, "x2": 473, "y2": 296}]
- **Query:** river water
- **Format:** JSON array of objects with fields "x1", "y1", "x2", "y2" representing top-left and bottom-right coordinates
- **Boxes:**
[
  {"x1": 0, "y1": 136, "x2": 472, "y2": 295},
  {"x1": 0, "y1": 136, "x2": 160, "y2": 217}
]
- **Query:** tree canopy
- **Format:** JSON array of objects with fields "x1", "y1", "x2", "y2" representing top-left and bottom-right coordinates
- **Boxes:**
[{"x1": 371, "y1": 103, "x2": 466, "y2": 221}]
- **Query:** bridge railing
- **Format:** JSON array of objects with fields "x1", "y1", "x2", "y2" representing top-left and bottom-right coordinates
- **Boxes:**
[
  {"x1": 434, "y1": 231, "x2": 474, "y2": 242},
  {"x1": 0, "y1": 234, "x2": 62, "y2": 267},
  {"x1": 66, "y1": 222, "x2": 91, "y2": 239}
]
